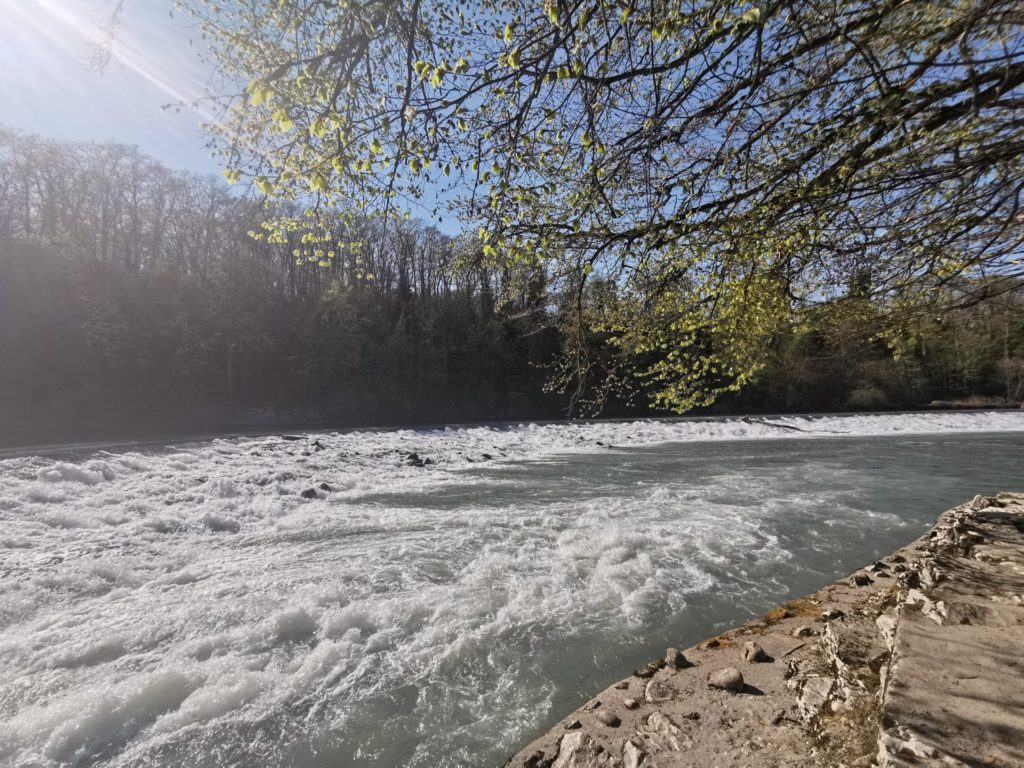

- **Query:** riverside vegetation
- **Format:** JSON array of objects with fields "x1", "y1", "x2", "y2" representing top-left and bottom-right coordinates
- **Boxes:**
[{"x1": 1, "y1": 128, "x2": 1022, "y2": 446}]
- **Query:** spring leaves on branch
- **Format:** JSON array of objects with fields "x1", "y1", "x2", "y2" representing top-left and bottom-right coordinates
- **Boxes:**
[{"x1": 194, "y1": 0, "x2": 1024, "y2": 411}]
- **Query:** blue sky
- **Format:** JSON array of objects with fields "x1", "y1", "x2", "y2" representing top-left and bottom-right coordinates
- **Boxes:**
[{"x1": 0, "y1": 0, "x2": 219, "y2": 175}]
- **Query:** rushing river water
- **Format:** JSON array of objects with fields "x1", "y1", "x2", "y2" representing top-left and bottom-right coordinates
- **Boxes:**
[{"x1": 1, "y1": 412, "x2": 1023, "y2": 768}]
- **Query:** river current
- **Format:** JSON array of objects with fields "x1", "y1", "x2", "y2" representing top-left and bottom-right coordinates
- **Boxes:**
[{"x1": 1, "y1": 411, "x2": 1022, "y2": 767}]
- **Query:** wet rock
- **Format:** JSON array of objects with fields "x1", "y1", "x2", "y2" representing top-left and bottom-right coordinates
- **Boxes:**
[
  {"x1": 707, "y1": 667, "x2": 745, "y2": 692},
  {"x1": 633, "y1": 659, "x2": 666, "y2": 678},
  {"x1": 665, "y1": 647, "x2": 690, "y2": 668},
  {"x1": 742, "y1": 641, "x2": 769, "y2": 663},
  {"x1": 623, "y1": 698, "x2": 639, "y2": 710},
  {"x1": 850, "y1": 573, "x2": 873, "y2": 587},
  {"x1": 404, "y1": 452, "x2": 427, "y2": 467},
  {"x1": 301, "y1": 488, "x2": 318, "y2": 499},
  {"x1": 595, "y1": 709, "x2": 621, "y2": 727}
]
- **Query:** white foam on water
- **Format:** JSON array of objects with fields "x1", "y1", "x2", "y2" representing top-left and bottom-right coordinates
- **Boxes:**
[{"x1": 0, "y1": 411, "x2": 1022, "y2": 766}]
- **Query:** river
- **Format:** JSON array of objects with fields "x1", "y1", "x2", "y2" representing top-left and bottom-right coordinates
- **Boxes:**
[{"x1": 1, "y1": 411, "x2": 1022, "y2": 767}]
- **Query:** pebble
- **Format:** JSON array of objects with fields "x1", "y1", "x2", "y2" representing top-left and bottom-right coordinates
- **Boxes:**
[
  {"x1": 624, "y1": 698, "x2": 639, "y2": 710},
  {"x1": 742, "y1": 641, "x2": 769, "y2": 663},
  {"x1": 665, "y1": 647, "x2": 690, "y2": 668},
  {"x1": 793, "y1": 626, "x2": 816, "y2": 638},
  {"x1": 613, "y1": 681, "x2": 629, "y2": 690},
  {"x1": 821, "y1": 608, "x2": 845, "y2": 621},
  {"x1": 707, "y1": 667, "x2": 745, "y2": 692},
  {"x1": 595, "y1": 710, "x2": 621, "y2": 727},
  {"x1": 564, "y1": 719, "x2": 582, "y2": 730}
]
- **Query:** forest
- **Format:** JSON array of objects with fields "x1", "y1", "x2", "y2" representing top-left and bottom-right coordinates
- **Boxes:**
[{"x1": 1, "y1": 126, "x2": 1020, "y2": 446}]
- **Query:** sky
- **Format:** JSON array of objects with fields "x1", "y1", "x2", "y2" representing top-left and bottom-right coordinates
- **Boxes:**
[{"x1": 0, "y1": 0, "x2": 220, "y2": 175}]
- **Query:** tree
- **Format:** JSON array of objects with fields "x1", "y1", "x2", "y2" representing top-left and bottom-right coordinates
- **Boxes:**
[{"x1": 191, "y1": 0, "x2": 1024, "y2": 411}]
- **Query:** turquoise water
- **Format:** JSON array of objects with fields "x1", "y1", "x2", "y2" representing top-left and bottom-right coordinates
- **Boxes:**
[{"x1": 0, "y1": 415, "x2": 1021, "y2": 767}]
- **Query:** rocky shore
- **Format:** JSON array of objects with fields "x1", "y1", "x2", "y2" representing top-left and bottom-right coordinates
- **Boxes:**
[{"x1": 504, "y1": 493, "x2": 1024, "y2": 768}]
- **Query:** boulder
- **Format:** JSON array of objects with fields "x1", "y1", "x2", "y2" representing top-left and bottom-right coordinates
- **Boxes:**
[{"x1": 707, "y1": 667, "x2": 745, "y2": 692}]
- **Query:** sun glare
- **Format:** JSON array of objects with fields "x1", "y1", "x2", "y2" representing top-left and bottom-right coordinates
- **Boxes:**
[{"x1": 0, "y1": 0, "x2": 212, "y2": 121}]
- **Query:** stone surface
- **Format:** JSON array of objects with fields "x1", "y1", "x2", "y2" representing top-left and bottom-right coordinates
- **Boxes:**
[
  {"x1": 707, "y1": 667, "x2": 745, "y2": 692},
  {"x1": 595, "y1": 710, "x2": 621, "y2": 727},
  {"x1": 505, "y1": 494, "x2": 1024, "y2": 768},
  {"x1": 665, "y1": 647, "x2": 689, "y2": 669},
  {"x1": 621, "y1": 741, "x2": 645, "y2": 768},
  {"x1": 644, "y1": 678, "x2": 674, "y2": 704},
  {"x1": 742, "y1": 641, "x2": 769, "y2": 663},
  {"x1": 632, "y1": 659, "x2": 666, "y2": 679}
]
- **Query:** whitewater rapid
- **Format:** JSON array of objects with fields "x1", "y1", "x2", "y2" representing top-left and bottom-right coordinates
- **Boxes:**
[{"x1": 1, "y1": 411, "x2": 1023, "y2": 767}]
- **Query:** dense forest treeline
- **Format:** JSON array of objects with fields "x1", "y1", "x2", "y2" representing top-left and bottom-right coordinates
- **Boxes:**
[{"x1": 0, "y1": 128, "x2": 1021, "y2": 446}]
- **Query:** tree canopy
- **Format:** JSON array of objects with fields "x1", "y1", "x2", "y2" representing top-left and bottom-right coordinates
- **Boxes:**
[{"x1": 191, "y1": 0, "x2": 1024, "y2": 410}]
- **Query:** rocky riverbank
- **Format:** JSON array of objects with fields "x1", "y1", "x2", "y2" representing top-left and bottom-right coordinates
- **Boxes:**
[{"x1": 504, "y1": 493, "x2": 1024, "y2": 768}]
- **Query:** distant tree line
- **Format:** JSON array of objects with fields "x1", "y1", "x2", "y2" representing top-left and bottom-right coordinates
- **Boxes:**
[
  {"x1": 0, "y1": 128, "x2": 1020, "y2": 446},
  {"x1": 0, "y1": 127, "x2": 566, "y2": 445}
]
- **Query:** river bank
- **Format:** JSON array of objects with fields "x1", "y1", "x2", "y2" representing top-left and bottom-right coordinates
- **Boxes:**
[{"x1": 504, "y1": 493, "x2": 1024, "y2": 768}]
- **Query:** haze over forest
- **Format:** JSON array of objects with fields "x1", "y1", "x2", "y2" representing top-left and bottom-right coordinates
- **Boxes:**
[
  {"x1": 1, "y1": 0, "x2": 1022, "y2": 446},
  {"x1": 0, "y1": 127, "x2": 1021, "y2": 447}
]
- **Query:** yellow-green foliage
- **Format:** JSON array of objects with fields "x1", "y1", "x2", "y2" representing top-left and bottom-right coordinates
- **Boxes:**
[{"x1": 191, "y1": 0, "x2": 1024, "y2": 411}]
